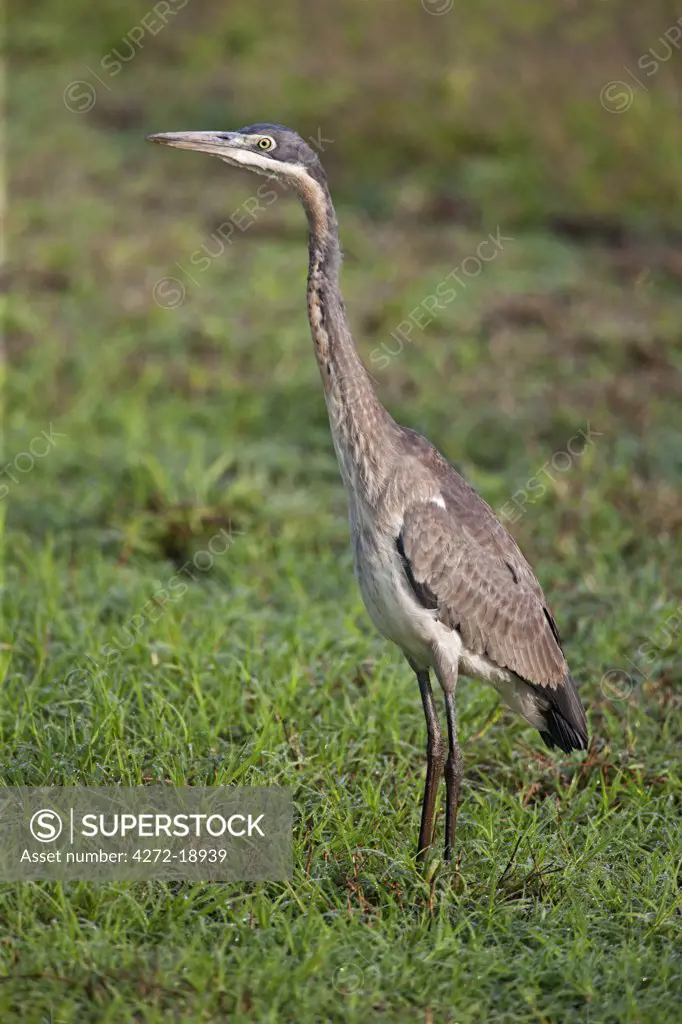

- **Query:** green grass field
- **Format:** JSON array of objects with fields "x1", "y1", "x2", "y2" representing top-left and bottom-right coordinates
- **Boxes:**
[{"x1": 5, "y1": 4, "x2": 682, "y2": 1020}]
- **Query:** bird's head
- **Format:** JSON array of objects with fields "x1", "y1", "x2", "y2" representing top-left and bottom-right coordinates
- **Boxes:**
[{"x1": 147, "y1": 123, "x2": 327, "y2": 190}]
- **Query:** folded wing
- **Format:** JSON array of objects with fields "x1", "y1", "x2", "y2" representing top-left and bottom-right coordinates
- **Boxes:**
[{"x1": 397, "y1": 477, "x2": 588, "y2": 752}]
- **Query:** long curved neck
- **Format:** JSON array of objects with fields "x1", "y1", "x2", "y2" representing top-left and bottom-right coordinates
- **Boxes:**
[{"x1": 295, "y1": 173, "x2": 399, "y2": 504}]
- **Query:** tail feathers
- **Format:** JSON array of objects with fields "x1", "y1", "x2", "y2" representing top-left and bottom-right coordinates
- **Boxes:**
[{"x1": 534, "y1": 672, "x2": 588, "y2": 754}]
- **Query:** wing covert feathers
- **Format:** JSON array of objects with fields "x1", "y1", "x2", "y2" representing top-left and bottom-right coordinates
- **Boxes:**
[{"x1": 395, "y1": 459, "x2": 588, "y2": 752}]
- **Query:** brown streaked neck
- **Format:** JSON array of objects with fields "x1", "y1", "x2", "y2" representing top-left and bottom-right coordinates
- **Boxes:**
[{"x1": 294, "y1": 171, "x2": 399, "y2": 502}]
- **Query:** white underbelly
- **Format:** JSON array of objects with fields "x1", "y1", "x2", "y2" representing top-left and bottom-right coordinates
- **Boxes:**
[
  {"x1": 354, "y1": 534, "x2": 437, "y2": 667},
  {"x1": 429, "y1": 622, "x2": 546, "y2": 729},
  {"x1": 347, "y1": 507, "x2": 545, "y2": 731}
]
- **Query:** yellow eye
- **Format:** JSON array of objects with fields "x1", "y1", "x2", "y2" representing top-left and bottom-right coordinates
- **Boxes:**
[{"x1": 257, "y1": 137, "x2": 274, "y2": 151}]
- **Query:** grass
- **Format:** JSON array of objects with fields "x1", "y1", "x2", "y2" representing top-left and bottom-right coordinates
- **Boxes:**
[{"x1": 4, "y1": 8, "x2": 682, "y2": 1021}]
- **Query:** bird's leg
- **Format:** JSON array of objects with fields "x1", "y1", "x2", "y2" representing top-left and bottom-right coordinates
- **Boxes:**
[
  {"x1": 443, "y1": 682, "x2": 463, "y2": 863},
  {"x1": 414, "y1": 667, "x2": 444, "y2": 863}
]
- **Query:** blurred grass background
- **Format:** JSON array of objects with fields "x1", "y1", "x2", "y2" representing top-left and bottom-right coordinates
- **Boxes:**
[
  {"x1": 3, "y1": 1, "x2": 682, "y2": 1021},
  {"x1": 12, "y1": 0, "x2": 682, "y2": 227}
]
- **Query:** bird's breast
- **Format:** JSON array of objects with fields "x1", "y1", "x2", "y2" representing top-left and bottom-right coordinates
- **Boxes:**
[{"x1": 352, "y1": 522, "x2": 437, "y2": 666}]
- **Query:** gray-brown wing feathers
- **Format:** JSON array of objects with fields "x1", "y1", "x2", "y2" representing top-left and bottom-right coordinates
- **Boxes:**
[
  {"x1": 398, "y1": 497, "x2": 567, "y2": 688},
  {"x1": 396, "y1": 465, "x2": 588, "y2": 751}
]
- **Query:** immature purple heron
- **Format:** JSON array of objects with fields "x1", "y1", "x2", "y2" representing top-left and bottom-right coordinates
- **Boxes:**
[{"x1": 148, "y1": 125, "x2": 588, "y2": 862}]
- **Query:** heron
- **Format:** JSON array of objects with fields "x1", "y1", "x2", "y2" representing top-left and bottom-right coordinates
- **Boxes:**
[{"x1": 147, "y1": 124, "x2": 589, "y2": 863}]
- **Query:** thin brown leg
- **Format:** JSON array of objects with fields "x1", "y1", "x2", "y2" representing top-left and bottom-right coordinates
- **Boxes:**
[
  {"x1": 443, "y1": 687, "x2": 463, "y2": 862},
  {"x1": 414, "y1": 667, "x2": 444, "y2": 862}
]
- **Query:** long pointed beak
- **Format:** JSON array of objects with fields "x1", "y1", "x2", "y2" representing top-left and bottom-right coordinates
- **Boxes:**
[{"x1": 146, "y1": 131, "x2": 240, "y2": 157}]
